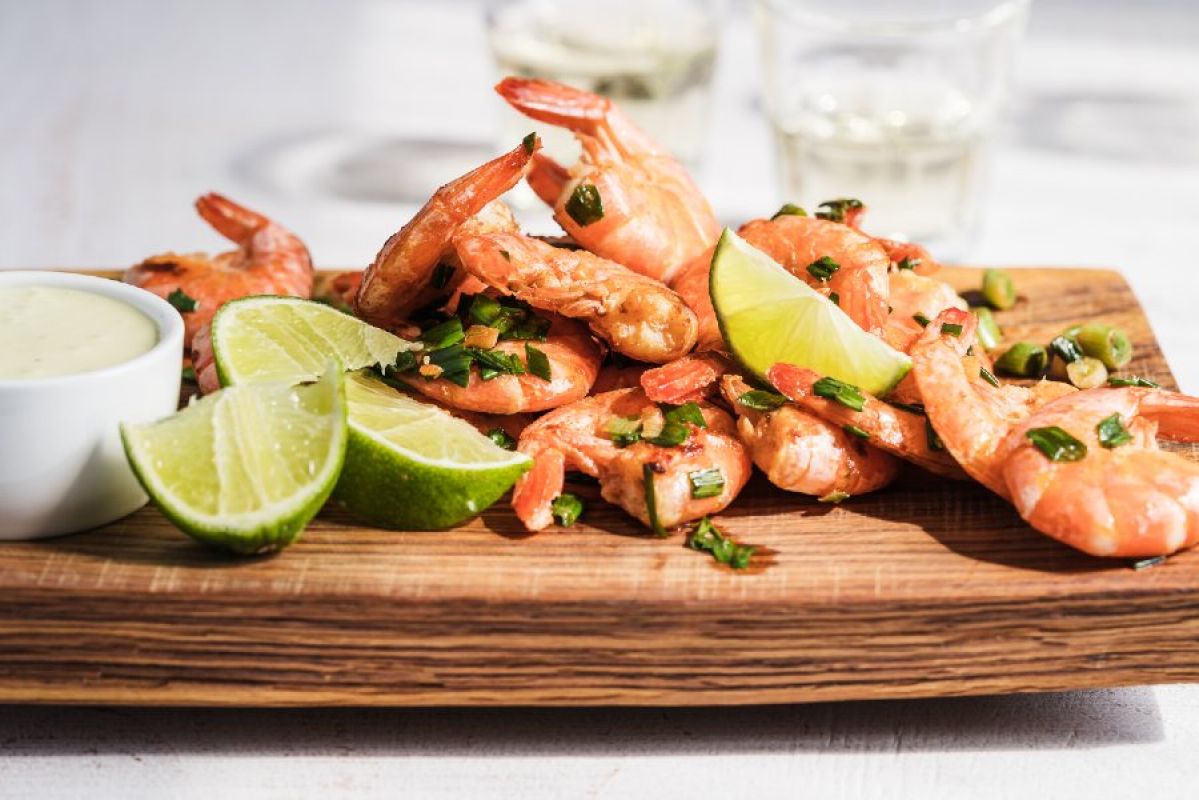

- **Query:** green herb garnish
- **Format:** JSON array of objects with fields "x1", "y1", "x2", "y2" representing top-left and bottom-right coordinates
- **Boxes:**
[
  {"x1": 644, "y1": 464, "x2": 667, "y2": 537},
  {"x1": 1025, "y1": 426, "x2": 1087, "y2": 462},
  {"x1": 1096, "y1": 413, "x2": 1133, "y2": 449},
  {"x1": 391, "y1": 349, "x2": 419, "y2": 373},
  {"x1": 926, "y1": 418, "x2": 944, "y2": 451},
  {"x1": 1107, "y1": 375, "x2": 1159, "y2": 388},
  {"x1": 606, "y1": 415, "x2": 642, "y2": 447},
  {"x1": 469, "y1": 347, "x2": 525, "y2": 379},
  {"x1": 897, "y1": 257, "x2": 920, "y2": 271},
  {"x1": 647, "y1": 421, "x2": 690, "y2": 447},
  {"x1": 688, "y1": 468, "x2": 725, "y2": 499},
  {"x1": 812, "y1": 376, "x2": 865, "y2": 412},
  {"x1": 426, "y1": 343, "x2": 473, "y2": 387},
  {"x1": 551, "y1": 493, "x2": 584, "y2": 527},
  {"x1": 688, "y1": 517, "x2": 755, "y2": 569},
  {"x1": 431, "y1": 263, "x2": 455, "y2": 289},
  {"x1": 843, "y1": 424, "x2": 871, "y2": 441},
  {"x1": 565, "y1": 183, "x2": 604, "y2": 226},
  {"x1": 663, "y1": 402, "x2": 707, "y2": 428},
  {"x1": 421, "y1": 317, "x2": 465, "y2": 349},
  {"x1": 942, "y1": 322, "x2": 963, "y2": 337},
  {"x1": 487, "y1": 428, "x2": 516, "y2": 450},
  {"x1": 167, "y1": 288, "x2": 199, "y2": 313},
  {"x1": 819, "y1": 490, "x2": 850, "y2": 504},
  {"x1": 1131, "y1": 555, "x2": 1167, "y2": 571},
  {"x1": 1049, "y1": 335, "x2": 1083, "y2": 364},
  {"x1": 814, "y1": 198, "x2": 863, "y2": 223},
  {"x1": 525, "y1": 343, "x2": 552, "y2": 381},
  {"x1": 913, "y1": 313, "x2": 931, "y2": 327},
  {"x1": 737, "y1": 390, "x2": 787, "y2": 411},
  {"x1": 522, "y1": 132, "x2": 537, "y2": 154},
  {"x1": 770, "y1": 203, "x2": 807, "y2": 220},
  {"x1": 888, "y1": 401, "x2": 926, "y2": 415},
  {"x1": 181, "y1": 365, "x2": 197, "y2": 383},
  {"x1": 806, "y1": 256, "x2": 840, "y2": 282},
  {"x1": 979, "y1": 366, "x2": 1001, "y2": 387},
  {"x1": 829, "y1": 291, "x2": 840, "y2": 306}
]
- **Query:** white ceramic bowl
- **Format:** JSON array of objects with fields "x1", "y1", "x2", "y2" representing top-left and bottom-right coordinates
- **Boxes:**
[{"x1": 0, "y1": 271, "x2": 184, "y2": 540}]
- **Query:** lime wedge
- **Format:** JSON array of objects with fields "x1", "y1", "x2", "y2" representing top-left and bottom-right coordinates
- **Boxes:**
[
  {"x1": 334, "y1": 371, "x2": 531, "y2": 529},
  {"x1": 710, "y1": 228, "x2": 911, "y2": 396},
  {"x1": 211, "y1": 296, "x2": 416, "y2": 387},
  {"x1": 121, "y1": 365, "x2": 347, "y2": 554}
]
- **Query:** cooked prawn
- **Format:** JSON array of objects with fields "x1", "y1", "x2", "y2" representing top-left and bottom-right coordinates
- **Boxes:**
[
  {"x1": 1003, "y1": 387, "x2": 1199, "y2": 557},
  {"x1": 641, "y1": 352, "x2": 730, "y2": 404},
  {"x1": 766, "y1": 364, "x2": 966, "y2": 480},
  {"x1": 883, "y1": 269, "x2": 969, "y2": 353},
  {"x1": 354, "y1": 138, "x2": 535, "y2": 326},
  {"x1": 831, "y1": 198, "x2": 941, "y2": 275},
  {"x1": 721, "y1": 375, "x2": 900, "y2": 497},
  {"x1": 124, "y1": 193, "x2": 313, "y2": 348},
  {"x1": 512, "y1": 388, "x2": 750, "y2": 531},
  {"x1": 668, "y1": 245, "x2": 724, "y2": 352},
  {"x1": 453, "y1": 231, "x2": 699, "y2": 364},
  {"x1": 738, "y1": 214, "x2": 891, "y2": 336},
  {"x1": 497, "y1": 77, "x2": 719, "y2": 284}
]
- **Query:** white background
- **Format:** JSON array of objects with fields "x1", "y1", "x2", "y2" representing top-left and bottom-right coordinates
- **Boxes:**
[{"x1": 1, "y1": 0, "x2": 1198, "y2": 797}]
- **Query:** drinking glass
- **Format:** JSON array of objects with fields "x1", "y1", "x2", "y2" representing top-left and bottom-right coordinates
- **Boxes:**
[{"x1": 754, "y1": 0, "x2": 1030, "y2": 257}]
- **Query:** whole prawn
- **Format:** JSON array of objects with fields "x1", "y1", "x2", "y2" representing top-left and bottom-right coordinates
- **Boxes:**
[
  {"x1": 497, "y1": 77, "x2": 719, "y2": 284},
  {"x1": 512, "y1": 388, "x2": 750, "y2": 532},
  {"x1": 124, "y1": 193, "x2": 312, "y2": 348}
]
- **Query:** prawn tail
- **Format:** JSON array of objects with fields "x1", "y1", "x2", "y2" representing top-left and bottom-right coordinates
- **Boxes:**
[
  {"x1": 439, "y1": 136, "x2": 540, "y2": 221},
  {"x1": 195, "y1": 192, "x2": 269, "y2": 244},
  {"x1": 512, "y1": 448, "x2": 567, "y2": 532},
  {"x1": 916, "y1": 307, "x2": 976, "y2": 355},
  {"x1": 641, "y1": 353, "x2": 727, "y2": 404},
  {"x1": 1141, "y1": 390, "x2": 1199, "y2": 442},
  {"x1": 527, "y1": 152, "x2": 571, "y2": 207},
  {"x1": 495, "y1": 77, "x2": 608, "y2": 132},
  {"x1": 765, "y1": 363, "x2": 821, "y2": 401}
]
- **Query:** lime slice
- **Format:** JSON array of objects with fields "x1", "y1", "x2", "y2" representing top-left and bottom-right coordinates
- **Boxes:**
[
  {"x1": 211, "y1": 296, "x2": 416, "y2": 387},
  {"x1": 121, "y1": 365, "x2": 347, "y2": 555},
  {"x1": 334, "y1": 371, "x2": 531, "y2": 529},
  {"x1": 710, "y1": 228, "x2": 911, "y2": 396}
]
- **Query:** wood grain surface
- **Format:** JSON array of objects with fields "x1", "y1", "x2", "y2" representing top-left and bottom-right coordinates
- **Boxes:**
[{"x1": 1, "y1": 266, "x2": 1197, "y2": 707}]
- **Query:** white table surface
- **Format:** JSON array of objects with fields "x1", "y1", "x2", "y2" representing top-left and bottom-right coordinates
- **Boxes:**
[{"x1": 2, "y1": 1, "x2": 1199, "y2": 797}]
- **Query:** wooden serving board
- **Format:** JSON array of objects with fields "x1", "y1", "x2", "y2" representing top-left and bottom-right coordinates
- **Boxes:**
[{"x1": 1, "y1": 266, "x2": 1197, "y2": 707}]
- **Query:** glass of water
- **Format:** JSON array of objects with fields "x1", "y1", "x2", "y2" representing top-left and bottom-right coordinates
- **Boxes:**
[
  {"x1": 486, "y1": 0, "x2": 719, "y2": 172},
  {"x1": 754, "y1": 0, "x2": 1030, "y2": 257}
]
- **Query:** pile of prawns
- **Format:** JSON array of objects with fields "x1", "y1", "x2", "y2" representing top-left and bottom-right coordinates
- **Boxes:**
[{"x1": 126, "y1": 77, "x2": 1199, "y2": 561}]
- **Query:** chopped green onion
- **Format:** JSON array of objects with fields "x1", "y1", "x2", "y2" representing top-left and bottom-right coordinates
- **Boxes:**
[
  {"x1": 688, "y1": 468, "x2": 725, "y2": 499},
  {"x1": 467, "y1": 294, "x2": 504, "y2": 326},
  {"x1": 842, "y1": 424, "x2": 871, "y2": 440},
  {"x1": 814, "y1": 198, "x2": 863, "y2": 223},
  {"x1": 888, "y1": 401, "x2": 926, "y2": 415},
  {"x1": 913, "y1": 313, "x2": 931, "y2": 328},
  {"x1": 391, "y1": 349, "x2": 419, "y2": 373},
  {"x1": 1066, "y1": 357, "x2": 1108, "y2": 389},
  {"x1": 606, "y1": 415, "x2": 642, "y2": 447},
  {"x1": 926, "y1": 418, "x2": 944, "y2": 451},
  {"x1": 1131, "y1": 555, "x2": 1167, "y2": 571},
  {"x1": 812, "y1": 376, "x2": 865, "y2": 412},
  {"x1": 819, "y1": 490, "x2": 850, "y2": 504},
  {"x1": 522, "y1": 132, "x2": 537, "y2": 154},
  {"x1": 426, "y1": 343, "x2": 473, "y2": 387},
  {"x1": 469, "y1": 347, "x2": 525, "y2": 378},
  {"x1": 737, "y1": 390, "x2": 787, "y2": 411},
  {"x1": 524, "y1": 343, "x2": 552, "y2": 381},
  {"x1": 551, "y1": 493, "x2": 584, "y2": 527},
  {"x1": 180, "y1": 365, "x2": 197, "y2": 383},
  {"x1": 982, "y1": 268, "x2": 1017, "y2": 310},
  {"x1": 995, "y1": 342, "x2": 1048, "y2": 378},
  {"x1": 979, "y1": 366, "x2": 1001, "y2": 387},
  {"x1": 565, "y1": 183, "x2": 604, "y2": 226},
  {"x1": 647, "y1": 421, "x2": 690, "y2": 447},
  {"x1": 1049, "y1": 335, "x2": 1084, "y2": 364},
  {"x1": 1025, "y1": 426, "x2": 1087, "y2": 462},
  {"x1": 942, "y1": 322, "x2": 963, "y2": 337},
  {"x1": 499, "y1": 249, "x2": 511, "y2": 262},
  {"x1": 1097, "y1": 413, "x2": 1133, "y2": 449},
  {"x1": 421, "y1": 317, "x2": 465, "y2": 349},
  {"x1": 973, "y1": 307, "x2": 1002, "y2": 350},
  {"x1": 1076, "y1": 323, "x2": 1133, "y2": 369},
  {"x1": 770, "y1": 202, "x2": 807, "y2": 220},
  {"x1": 487, "y1": 428, "x2": 516, "y2": 450},
  {"x1": 662, "y1": 402, "x2": 707, "y2": 428},
  {"x1": 829, "y1": 291, "x2": 840, "y2": 306},
  {"x1": 166, "y1": 288, "x2": 199, "y2": 313},
  {"x1": 503, "y1": 314, "x2": 551, "y2": 342},
  {"x1": 643, "y1": 464, "x2": 667, "y2": 537},
  {"x1": 688, "y1": 517, "x2": 755, "y2": 570},
  {"x1": 1108, "y1": 375, "x2": 1159, "y2": 388},
  {"x1": 431, "y1": 263, "x2": 455, "y2": 289},
  {"x1": 806, "y1": 256, "x2": 840, "y2": 282},
  {"x1": 897, "y1": 257, "x2": 920, "y2": 271}
]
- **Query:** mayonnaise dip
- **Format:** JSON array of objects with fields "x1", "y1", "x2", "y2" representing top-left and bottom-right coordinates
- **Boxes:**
[{"x1": 0, "y1": 286, "x2": 159, "y2": 379}]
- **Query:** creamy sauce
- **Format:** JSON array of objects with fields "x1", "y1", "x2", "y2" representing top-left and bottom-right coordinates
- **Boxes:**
[{"x1": 0, "y1": 286, "x2": 158, "y2": 379}]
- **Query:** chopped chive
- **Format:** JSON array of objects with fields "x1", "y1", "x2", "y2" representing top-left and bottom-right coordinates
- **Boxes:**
[
  {"x1": 565, "y1": 183, "x2": 604, "y2": 226},
  {"x1": 913, "y1": 313, "x2": 931, "y2": 328},
  {"x1": 979, "y1": 366, "x2": 1001, "y2": 387},
  {"x1": 431, "y1": 262, "x2": 455, "y2": 289},
  {"x1": 181, "y1": 365, "x2": 197, "y2": 383},
  {"x1": 897, "y1": 257, "x2": 920, "y2": 271},
  {"x1": 770, "y1": 202, "x2": 807, "y2": 220},
  {"x1": 647, "y1": 420, "x2": 690, "y2": 447},
  {"x1": 421, "y1": 317, "x2": 465, "y2": 349},
  {"x1": 499, "y1": 249, "x2": 511, "y2": 262},
  {"x1": 843, "y1": 424, "x2": 871, "y2": 441},
  {"x1": 502, "y1": 314, "x2": 551, "y2": 342},
  {"x1": 1131, "y1": 555, "x2": 1167, "y2": 571},
  {"x1": 1049, "y1": 335, "x2": 1084, "y2": 364},
  {"x1": 888, "y1": 401, "x2": 926, "y2": 415},
  {"x1": 468, "y1": 294, "x2": 504, "y2": 326},
  {"x1": 806, "y1": 256, "x2": 840, "y2": 282},
  {"x1": 942, "y1": 322, "x2": 963, "y2": 337},
  {"x1": 1108, "y1": 375, "x2": 1159, "y2": 388},
  {"x1": 551, "y1": 493, "x2": 584, "y2": 527},
  {"x1": 737, "y1": 390, "x2": 787, "y2": 411},
  {"x1": 982, "y1": 268, "x2": 1017, "y2": 310},
  {"x1": 995, "y1": 342, "x2": 1049, "y2": 378},
  {"x1": 391, "y1": 349, "x2": 419, "y2": 373},
  {"x1": 522, "y1": 132, "x2": 537, "y2": 154},
  {"x1": 973, "y1": 307, "x2": 1002, "y2": 350},
  {"x1": 525, "y1": 343, "x2": 552, "y2": 381},
  {"x1": 688, "y1": 468, "x2": 725, "y2": 499},
  {"x1": 819, "y1": 490, "x2": 850, "y2": 504},
  {"x1": 1076, "y1": 323, "x2": 1133, "y2": 369},
  {"x1": 688, "y1": 517, "x2": 755, "y2": 570},
  {"x1": 1066, "y1": 357, "x2": 1108, "y2": 389},
  {"x1": 166, "y1": 288, "x2": 199, "y2": 313},
  {"x1": 926, "y1": 418, "x2": 944, "y2": 451},
  {"x1": 814, "y1": 198, "x2": 863, "y2": 223},
  {"x1": 1025, "y1": 426, "x2": 1087, "y2": 462},
  {"x1": 644, "y1": 464, "x2": 667, "y2": 537},
  {"x1": 426, "y1": 343, "x2": 473, "y2": 387},
  {"x1": 487, "y1": 427, "x2": 516, "y2": 450},
  {"x1": 662, "y1": 401, "x2": 706, "y2": 428},
  {"x1": 1097, "y1": 413, "x2": 1133, "y2": 449},
  {"x1": 829, "y1": 291, "x2": 840, "y2": 306},
  {"x1": 812, "y1": 376, "x2": 865, "y2": 412},
  {"x1": 468, "y1": 347, "x2": 525, "y2": 377},
  {"x1": 606, "y1": 415, "x2": 642, "y2": 447}
]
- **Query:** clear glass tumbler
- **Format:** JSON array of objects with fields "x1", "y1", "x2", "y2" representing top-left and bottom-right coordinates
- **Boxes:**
[{"x1": 754, "y1": 0, "x2": 1029, "y2": 257}]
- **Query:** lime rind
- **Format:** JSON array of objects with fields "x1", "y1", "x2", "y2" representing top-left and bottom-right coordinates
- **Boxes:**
[
  {"x1": 121, "y1": 364, "x2": 348, "y2": 554},
  {"x1": 710, "y1": 228, "x2": 911, "y2": 397}
]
